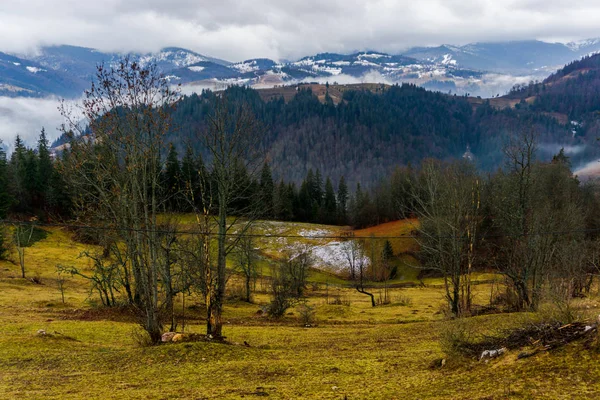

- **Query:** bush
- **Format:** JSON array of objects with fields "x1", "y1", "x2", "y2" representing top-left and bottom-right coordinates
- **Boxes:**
[
  {"x1": 395, "y1": 294, "x2": 413, "y2": 307},
  {"x1": 439, "y1": 318, "x2": 478, "y2": 357},
  {"x1": 267, "y1": 280, "x2": 296, "y2": 318},
  {"x1": 297, "y1": 302, "x2": 316, "y2": 326}
]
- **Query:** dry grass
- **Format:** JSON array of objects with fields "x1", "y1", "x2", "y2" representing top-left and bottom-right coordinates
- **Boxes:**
[{"x1": 2, "y1": 225, "x2": 600, "y2": 399}]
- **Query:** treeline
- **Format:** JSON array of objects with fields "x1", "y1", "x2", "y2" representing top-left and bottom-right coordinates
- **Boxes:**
[{"x1": 0, "y1": 131, "x2": 71, "y2": 220}]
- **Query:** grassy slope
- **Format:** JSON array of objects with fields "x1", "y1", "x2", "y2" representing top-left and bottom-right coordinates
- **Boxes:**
[{"x1": 1, "y1": 225, "x2": 600, "y2": 399}]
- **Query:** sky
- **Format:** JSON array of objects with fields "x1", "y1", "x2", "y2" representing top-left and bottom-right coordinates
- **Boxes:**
[{"x1": 1, "y1": 0, "x2": 600, "y2": 62}]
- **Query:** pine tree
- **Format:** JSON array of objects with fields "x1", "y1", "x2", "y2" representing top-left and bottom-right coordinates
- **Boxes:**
[
  {"x1": 259, "y1": 162, "x2": 274, "y2": 218},
  {"x1": 337, "y1": 176, "x2": 348, "y2": 224},
  {"x1": 164, "y1": 143, "x2": 182, "y2": 211},
  {"x1": 36, "y1": 128, "x2": 53, "y2": 211},
  {"x1": 0, "y1": 140, "x2": 12, "y2": 219},
  {"x1": 323, "y1": 177, "x2": 337, "y2": 224},
  {"x1": 180, "y1": 145, "x2": 203, "y2": 212}
]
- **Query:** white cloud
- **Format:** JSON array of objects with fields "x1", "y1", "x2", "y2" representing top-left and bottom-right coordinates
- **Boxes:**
[
  {"x1": 0, "y1": 1, "x2": 599, "y2": 62},
  {"x1": 0, "y1": 96, "x2": 68, "y2": 152}
]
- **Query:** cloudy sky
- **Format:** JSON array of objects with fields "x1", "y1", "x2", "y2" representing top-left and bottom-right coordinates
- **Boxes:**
[{"x1": 0, "y1": 0, "x2": 599, "y2": 62}]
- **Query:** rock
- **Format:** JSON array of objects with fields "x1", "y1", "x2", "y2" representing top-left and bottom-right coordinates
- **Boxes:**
[
  {"x1": 172, "y1": 333, "x2": 184, "y2": 342},
  {"x1": 161, "y1": 332, "x2": 177, "y2": 342},
  {"x1": 37, "y1": 329, "x2": 46, "y2": 336},
  {"x1": 429, "y1": 357, "x2": 446, "y2": 369},
  {"x1": 480, "y1": 347, "x2": 507, "y2": 360}
]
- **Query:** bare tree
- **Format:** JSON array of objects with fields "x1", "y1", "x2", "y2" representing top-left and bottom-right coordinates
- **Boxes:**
[
  {"x1": 409, "y1": 159, "x2": 480, "y2": 316},
  {"x1": 234, "y1": 232, "x2": 258, "y2": 303},
  {"x1": 342, "y1": 235, "x2": 375, "y2": 307},
  {"x1": 268, "y1": 246, "x2": 313, "y2": 317},
  {"x1": 490, "y1": 131, "x2": 585, "y2": 311},
  {"x1": 60, "y1": 58, "x2": 179, "y2": 343},
  {"x1": 188, "y1": 93, "x2": 264, "y2": 339}
]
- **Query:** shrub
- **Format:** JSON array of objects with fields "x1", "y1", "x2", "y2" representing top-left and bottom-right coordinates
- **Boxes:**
[
  {"x1": 439, "y1": 318, "x2": 477, "y2": 357},
  {"x1": 297, "y1": 302, "x2": 316, "y2": 326},
  {"x1": 395, "y1": 294, "x2": 413, "y2": 307}
]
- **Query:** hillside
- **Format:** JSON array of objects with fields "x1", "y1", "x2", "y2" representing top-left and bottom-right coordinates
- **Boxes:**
[
  {"x1": 2, "y1": 222, "x2": 600, "y2": 399},
  {"x1": 164, "y1": 83, "x2": 579, "y2": 187}
]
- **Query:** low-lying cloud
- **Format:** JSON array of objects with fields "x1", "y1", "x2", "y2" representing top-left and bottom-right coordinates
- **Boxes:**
[{"x1": 0, "y1": 96, "x2": 67, "y2": 152}]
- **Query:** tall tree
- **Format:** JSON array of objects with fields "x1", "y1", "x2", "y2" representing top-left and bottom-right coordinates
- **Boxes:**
[
  {"x1": 410, "y1": 159, "x2": 481, "y2": 316},
  {"x1": 36, "y1": 128, "x2": 53, "y2": 211},
  {"x1": 193, "y1": 93, "x2": 264, "y2": 339},
  {"x1": 60, "y1": 58, "x2": 180, "y2": 343},
  {"x1": 164, "y1": 143, "x2": 182, "y2": 211},
  {"x1": 337, "y1": 176, "x2": 348, "y2": 224},
  {"x1": 0, "y1": 140, "x2": 11, "y2": 219},
  {"x1": 259, "y1": 162, "x2": 274, "y2": 218},
  {"x1": 323, "y1": 177, "x2": 337, "y2": 224}
]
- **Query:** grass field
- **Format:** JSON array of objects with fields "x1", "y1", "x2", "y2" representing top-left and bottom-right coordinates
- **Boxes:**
[{"x1": 2, "y1": 222, "x2": 600, "y2": 399}]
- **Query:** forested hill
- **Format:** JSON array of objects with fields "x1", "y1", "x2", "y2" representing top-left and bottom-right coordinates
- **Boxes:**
[
  {"x1": 505, "y1": 53, "x2": 600, "y2": 150},
  {"x1": 164, "y1": 83, "x2": 574, "y2": 187}
]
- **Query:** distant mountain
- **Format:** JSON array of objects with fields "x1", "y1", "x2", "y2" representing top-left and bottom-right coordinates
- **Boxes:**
[
  {"x1": 0, "y1": 51, "x2": 86, "y2": 97},
  {"x1": 5, "y1": 38, "x2": 600, "y2": 99},
  {"x1": 402, "y1": 39, "x2": 600, "y2": 74}
]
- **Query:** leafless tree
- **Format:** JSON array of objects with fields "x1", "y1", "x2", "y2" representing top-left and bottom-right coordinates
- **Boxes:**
[
  {"x1": 187, "y1": 93, "x2": 264, "y2": 339},
  {"x1": 234, "y1": 232, "x2": 258, "y2": 303},
  {"x1": 409, "y1": 159, "x2": 480, "y2": 316},
  {"x1": 490, "y1": 131, "x2": 585, "y2": 311},
  {"x1": 60, "y1": 58, "x2": 179, "y2": 343},
  {"x1": 342, "y1": 235, "x2": 375, "y2": 307}
]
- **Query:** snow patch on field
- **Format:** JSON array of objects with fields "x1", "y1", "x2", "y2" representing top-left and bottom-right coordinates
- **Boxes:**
[
  {"x1": 297, "y1": 228, "x2": 334, "y2": 238},
  {"x1": 310, "y1": 241, "x2": 370, "y2": 273}
]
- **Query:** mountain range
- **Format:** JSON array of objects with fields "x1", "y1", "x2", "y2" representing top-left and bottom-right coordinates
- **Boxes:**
[{"x1": 3, "y1": 38, "x2": 600, "y2": 99}]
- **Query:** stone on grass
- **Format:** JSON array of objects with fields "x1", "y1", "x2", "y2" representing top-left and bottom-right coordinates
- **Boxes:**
[
  {"x1": 161, "y1": 332, "x2": 177, "y2": 342},
  {"x1": 172, "y1": 333, "x2": 184, "y2": 342},
  {"x1": 480, "y1": 347, "x2": 507, "y2": 360}
]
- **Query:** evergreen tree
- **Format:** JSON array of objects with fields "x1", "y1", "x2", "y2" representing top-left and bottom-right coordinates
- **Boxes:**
[
  {"x1": 0, "y1": 140, "x2": 11, "y2": 219},
  {"x1": 323, "y1": 177, "x2": 337, "y2": 224},
  {"x1": 164, "y1": 143, "x2": 182, "y2": 211},
  {"x1": 259, "y1": 162, "x2": 274, "y2": 218},
  {"x1": 180, "y1": 145, "x2": 203, "y2": 212},
  {"x1": 337, "y1": 176, "x2": 348, "y2": 224},
  {"x1": 36, "y1": 128, "x2": 53, "y2": 209}
]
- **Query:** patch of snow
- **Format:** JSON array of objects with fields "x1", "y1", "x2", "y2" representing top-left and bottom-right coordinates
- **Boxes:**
[
  {"x1": 231, "y1": 60, "x2": 259, "y2": 73},
  {"x1": 310, "y1": 241, "x2": 370, "y2": 273},
  {"x1": 331, "y1": 61, "x2": 351, "y2": 66},
  {"x1": 188, "y1": 66, "x2": 205, "y2": 72},
  {"x1": 297, "y1": 229, "x2": 334, "y2": 238},
  {"x1": 441, "y1": 54, "x2": 457, "y2": 66},
  {"x1": 567, "y1": 38, "x2": 600, "y2": 51},
  {"x1": 358, "y1": 53, "x2": 390, "y2": 59},
  {"x1": 138, "y1": 50, "x2": 207, "y2": 68},
  {"x1": 12, "y1": 62, "x2": 20, "y2": 66},
  {"x1": 353, "y1": 59, "x2": 380, "y2": 67},
  {"x1": 164, "y1": 75, "x2": 180, "y2": 81},
  {"x1": 26, "y1": 66, "x2": 45, "y2": 73}
]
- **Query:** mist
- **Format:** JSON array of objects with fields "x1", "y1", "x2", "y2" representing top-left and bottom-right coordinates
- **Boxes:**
[{"x1": 0, "y1": 96, "x2": 67, "y2": 153}]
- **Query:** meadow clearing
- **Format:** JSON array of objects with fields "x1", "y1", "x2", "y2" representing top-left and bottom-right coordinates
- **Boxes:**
[{"x1": 1, "y1": 220, "x2": 600, "y2": 399}]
